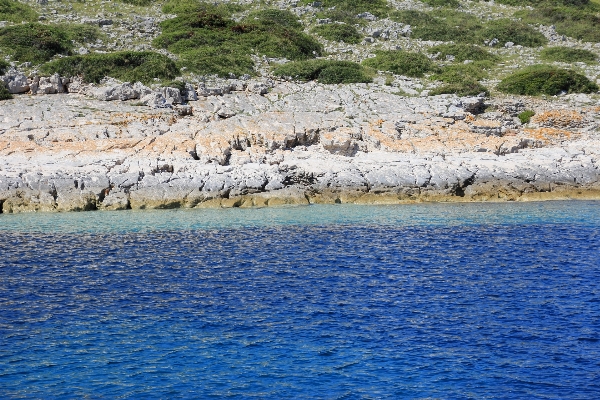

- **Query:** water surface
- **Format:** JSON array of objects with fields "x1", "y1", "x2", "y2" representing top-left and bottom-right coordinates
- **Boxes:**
[{"x1": 1, "y1": 202, "x2": 599, "y2": 398}]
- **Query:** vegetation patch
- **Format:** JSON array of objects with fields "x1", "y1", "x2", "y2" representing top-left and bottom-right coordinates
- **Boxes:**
[
  {"x1": 307, "y1": 0, "x2": 390, "y2": 25},
  {"x1": 272, "y1": 60, "x2": 372, "y2": 84},
  {"x1": 517, "y1": 3, "x2": 600, "y2": 43},
  {"x1": 311, "y1": 24, "x2": 362, "y2": 44},
  {"x1": 540, "y1": 47, "x2": 598, "y2": 63},
  {"x1": 497, "y1": 65, "x2": 598, "y2": 95},
  {"x1": 421, "y1": 0, "x2": 460, "y2": 7},
  {"x1": 518, "y1": 110, "x2": 536, "y2": 124},
  {"x1": 390, "y1": 11, "x2": 546, "y2": 46},
  {"x1": 479, "y1": 19, "x2": 547, "y2": 47},
  {"x1": 428, "y1": 44, "x2": 500, "y2": 63},
  {"x1": 154, "y1": 3, "x2": 322, "y2": 77},
  {"x1": 0, "y1": 23, "x2": 101, "y2": 64},
  {"x1": 41, "y1": 51, "x2": 179, "y2": 85},
  {"x1": 0, "y1": 0, "x2": 37, "y2": 24},
  {"x1": 430, "y1": 80, "x2": 489, "y2": 96},
  {"x1": 430, "y1": 61, "x2": 492, "y2": 96},
  {"x1": 0, "y1": 59, "x2": 8, "y2": 75},
  {"x1": 362, "y1": 50, "x2": 437, "y2": 77},
  {"x1": 0, "y1": 83, "x2": 11, "y2": 101}
]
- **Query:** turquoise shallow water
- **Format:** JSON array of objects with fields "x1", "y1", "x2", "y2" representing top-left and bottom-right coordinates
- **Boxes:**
[{"x1": 1, "y1": 202, "x2": 599, "y2": 398}]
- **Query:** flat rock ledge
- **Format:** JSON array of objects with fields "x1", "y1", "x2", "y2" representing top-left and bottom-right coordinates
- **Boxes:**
[{"x1": 1, "y1": 83, "x2": 600, "y2": 213}]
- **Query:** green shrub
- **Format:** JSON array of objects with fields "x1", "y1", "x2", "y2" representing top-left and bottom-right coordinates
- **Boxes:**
[
  {"x1": 390, "y1": 10, "x2": 482, "y2": 43},
  {"x1": 303, "y1": 0, "x2": 390, "y2": 17},
  {"x1": 391, "y1": 11, "x2": 546, "y2": 47},
  {"x1": 0, "y1": 59, "x2": 8, "y2": 75},
  {"x1": 272, "y1": 59, "x2": 372, "y2": 84},
  {"x1": 496, "y1": 0, "x2": 589, "y2": 6},
  {"x1": 362, "y1": 50, "x2": 437, "y2": 77},
  {"x1": 0, "y1": 23, "x2": 101, "y2": 64},
  {"x1": 120, "y1": 0, "x2": 154, "y2": 5},
  {"x1": 311, "y1": 24, "x2": 362, "y2": 44},
  {"x1": 430, "y1": 80, "x2": 489, "y2": 96},
  {"x1": 177, "y1": 47, "x2": 255, "y2": 77},
  {"x1": 40, "y1": 51, "x2": 179, "y2": 84},
  {"x1": 0, "y1": 84, "x2": 12, "y2": 101},
  {"x1": 480, "y1": 19, "x2": 547, "y2": 47},
  {"x1": 540, "y1": 47, "x2": 598, "y2": 63},
  {"x1": 517, "y1": 4, "x2": 600, "y2": 43},
  {"x1": 428, "y1": 44, "x2": 500, "y2": 63},
  {"x1": 154, "y1": 4, "x2": 322, "y2": 77},
  {"x1": 422, "y1": 0, "x2": 460, "y2": 7},
  {"x1": 0, "y1": 0, "x2": 37, "y2": 23},
  {"x1": 497, "y1": 65, "x2": 598, "y2": 95},
  {"x1": 518, "y1": 110, "x2": 535, "y2": 124},
  {"x1": 432, "y1": 61, "x2": 494, "y2": 83}
]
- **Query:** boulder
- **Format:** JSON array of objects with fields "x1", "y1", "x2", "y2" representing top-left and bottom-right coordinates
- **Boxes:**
[{"x1": 1, "y1": 72, "x2": 29, "y2": 94}]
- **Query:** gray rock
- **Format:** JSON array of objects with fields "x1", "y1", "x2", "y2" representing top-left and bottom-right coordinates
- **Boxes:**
[{"x1": 1, "y1": 72, "x2": 29, "y2": 94}]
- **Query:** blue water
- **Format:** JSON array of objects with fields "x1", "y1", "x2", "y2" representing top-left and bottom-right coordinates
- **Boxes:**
[{"x1": 1, "y1": 202, "x2": 599, "y2": 398}]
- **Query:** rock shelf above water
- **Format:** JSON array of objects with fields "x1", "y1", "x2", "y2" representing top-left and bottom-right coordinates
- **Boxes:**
[{"x1": 1, "y1": 81, "x2": 599, "y2": 213}]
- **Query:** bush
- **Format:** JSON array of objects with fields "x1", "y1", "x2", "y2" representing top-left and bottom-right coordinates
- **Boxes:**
[
  {"x1": 428, "y1": 44, "x2": 500, "y2": 63},
  {"x1": 480, "y1": 19, "x2": 547, "y2": 47},
  {"x1": 304, "y1": 0, "x2": 389, "y2": 17},
  {"x1": 540, "y1": 47, "x2": 598, "y2": 63},
  {"x1": 0, "y1": 23, "x2": 101, "y2": 64},
  {"x1": 154, "y1": 4, "x2": 322, "y2": 77},
  {"x1": 422, "y1": 0, "x2": 460, "y2": 6},
  {"x1": 391, "y1": 11, "x2": 546, "y2": 47},
  {"x1": 362, "y1": 50, "x2": 437, "y2": 77},
  {"x1": 41, "y1": 51, "x2": 179, "y2": 84},
  {"x1": 517, "y1": 4, "x2": 600, "y2": 43},
  {"x1": 518, "y1": 110, "x2": 535, "y2": 124},
  {"x1": 390, "y1": 10, "x2": 482, "y2": 43},
  {"x1": 497, "y1": 65, "x2": 598, "y2": 95},
  {"x1": 0, "y1": 84, "x2": 12, "y2": 101},
  {"x1": 0, "y1": 0, "x2": 37, "y2": 23},
  {"x1": 432, "y1": 61, "x2": 494, "y2": 83},
  {"x1": 273, "y1": 60, "x2": 372, "y2": 84},
  {"x1": 177, "y1": 47, "x2": 255, "y2": 77},
  {"x1": 312, "y1": 24, "x2": 362, "y2": 44},
  {"x1": 430, "y1": 80, "x2": 489, "y2": 96},
  {"x1": 0, "y1": 59, "x2": 8, "y2": 75},
  {"x1": 120, "y1": 0, "x2": 154, "y2": 5}
]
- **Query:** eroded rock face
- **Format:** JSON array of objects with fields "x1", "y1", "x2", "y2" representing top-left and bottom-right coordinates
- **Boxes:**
[{"x1": 1, "y1": 84, "x2": 599, "y2": 213}]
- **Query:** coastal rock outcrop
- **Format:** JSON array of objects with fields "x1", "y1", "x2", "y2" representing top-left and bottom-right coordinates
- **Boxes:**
[{"x1": 1, "y1": 81, "x2": 599, "y2": 213}]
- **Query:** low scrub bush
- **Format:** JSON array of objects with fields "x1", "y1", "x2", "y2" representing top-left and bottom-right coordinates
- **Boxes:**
[
  {"x1": 0, "y1": 59, "x2": 8, "y2": 75},
  {"x1": 390, "y1": 10, "x2": 482, "y2": 43},
  {"x1": 391, "y1": 11, "x2": 546, "y2": 46},
  {"x1": 428, "y1": 44, "x2": 500, "y2": 63},
  {"x1": 120, "y1": 0, "x2": 154, "y2": 5},
  {"x1": 273, "y1": 60, "x2": 372, "y2": 84},
  {"x1": 304, "y1": 0, "x2": 389, "y2": 17},
  {"x1": 362, "y1": 50, "x2": 437, "y2": 77},
  {"x1": 430, "y1": 80, "x2": 489, "y2": 96},
  {"x1": 518, "y1": 110, "x2": 535, "y2": 124},
  {"x1": 517, "y1": 4, "x2": 600, "y2": 43},
  {"x1": 154, "y1": 4, "x2": 322, "y2": 76},
  {"x1": 0, "y1": 84, "x2": 11, "y2": 101},
  {"x1": 0, "y1": 0, "x2": 37, "y2": 23},
  {"x1": 311, "y1": 24, "x2": 362, "y2": 44},
  {"x1": 432, "y1": 61, "x2": 494, "y2": 83},
  {"x1": 540, "y1": 47, "x2": 598, "y2": 63},
  {"x1": 421, "y1": 0, "x2": 460, "y2": 7},
  {"x1": 41, "y1": 51, "x2": 179, "y2": 84},
  {"x1": 480, "y1": 19, "x2": 547, "y2": 47},
  {"x1": 497, "y1": 64, "x2": 598, "y2": 95},
  {"x1": 0, "y1": 23, "x2": 101, "y2": 64}
]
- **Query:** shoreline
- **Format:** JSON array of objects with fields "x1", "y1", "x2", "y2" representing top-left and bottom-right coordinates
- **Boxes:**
[{"x1": 1, "y1": 86, "x2": 599, "y2": 214}]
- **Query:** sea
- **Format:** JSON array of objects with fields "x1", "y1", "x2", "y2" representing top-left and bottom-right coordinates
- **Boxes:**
[{"x1": 1, "y1": 201, "x2": 599, "y2": 399}]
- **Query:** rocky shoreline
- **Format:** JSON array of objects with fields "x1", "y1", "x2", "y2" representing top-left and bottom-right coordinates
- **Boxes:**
[{"x1": 1, "y1": 78, "x2": 600, "y2": 213}]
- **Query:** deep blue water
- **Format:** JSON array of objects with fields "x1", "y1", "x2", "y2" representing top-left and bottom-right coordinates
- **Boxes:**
[{"x1": 1, "y1": 202, "x2": 599, "y2": 399}]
